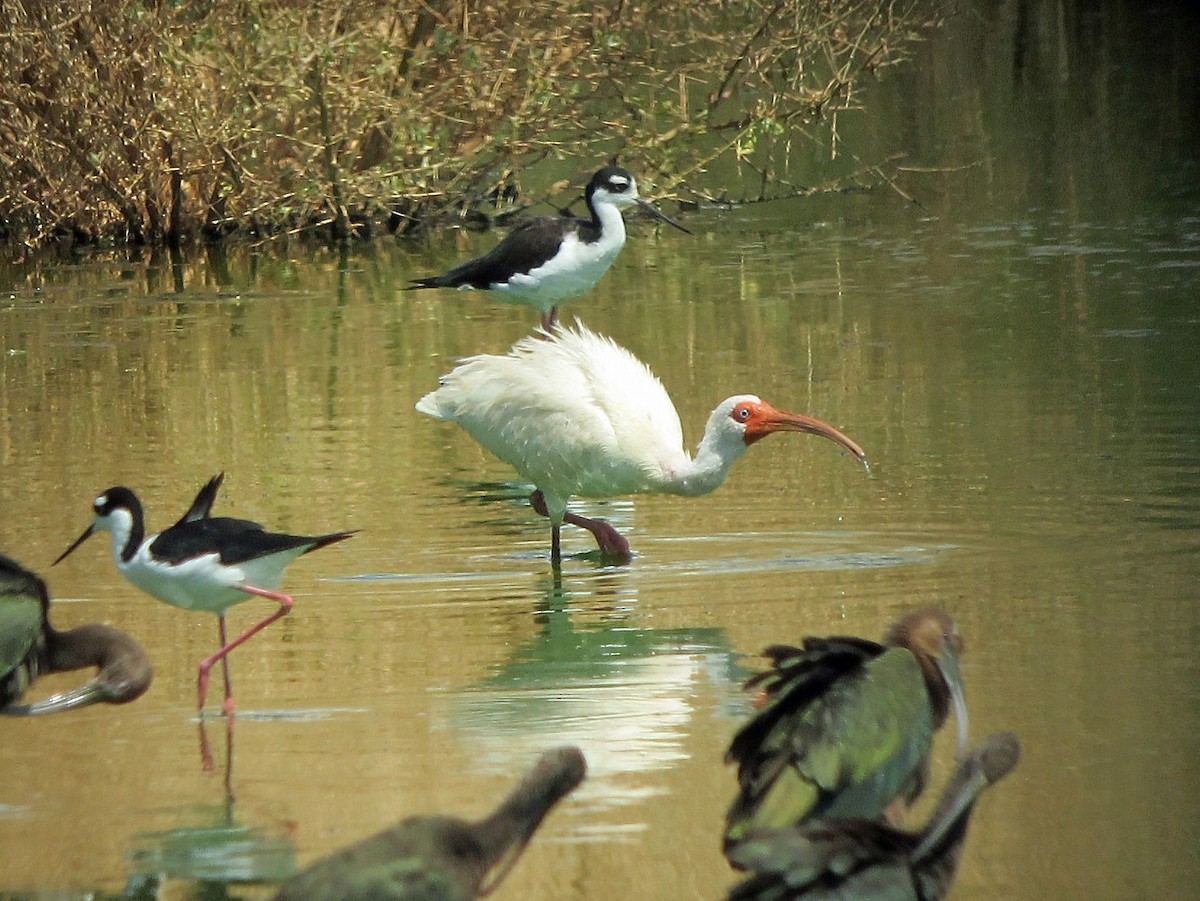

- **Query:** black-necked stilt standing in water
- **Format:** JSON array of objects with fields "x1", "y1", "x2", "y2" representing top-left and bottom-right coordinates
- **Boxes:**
[
  {"x1": 1, "y1": 552, "x2": 152, "y2": 715},
  {"x1": 53, "y1": 474, "x2": 355, "y2": 716},
  {"x1": 407, "y1": 166, "x2": 691, "y2": 330}
]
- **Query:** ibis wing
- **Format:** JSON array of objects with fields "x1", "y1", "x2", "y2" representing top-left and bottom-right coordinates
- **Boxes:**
[
  {"x1": 726, "y1": 822, "x2": 915, "y2": 897},
  {"x1": 418, "y1": 324, "x2": 685, "y2": 499},
  {"x1": 725, "y1": 637, "x2": 883, "y2": 840},
  {"x1": 0, "y1": 556, "x2": 49, "y2": 705},
  {"x1": 725, "y1": 640, "x2": 936, "y2": 840},
  {"x1": 0, "y1": 590, "x2": 45, "y2": 705}
]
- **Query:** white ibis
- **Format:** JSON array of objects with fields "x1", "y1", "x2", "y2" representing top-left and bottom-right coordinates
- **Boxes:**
[
  {"x1": 53, "y1": 474, "x2": 355, "y2": 715},
  {"x1": 407, "y1": 166, "x2": 690, "y2": 329},
  {"x1": 1, "y1": 552, "x2": 152, "y2": 715},
  {"x1": 416, "y1": 322, "x2": 868, "y2": 564}
]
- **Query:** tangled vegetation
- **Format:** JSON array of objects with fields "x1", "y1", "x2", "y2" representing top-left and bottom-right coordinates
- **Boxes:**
[{"x1": 0, "y1": 1, "x2": 943, "y2": 247}]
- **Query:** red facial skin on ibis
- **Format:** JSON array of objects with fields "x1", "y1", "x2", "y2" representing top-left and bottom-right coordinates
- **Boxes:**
[{"x1": 735, "y1": 400, "x2": 868, "y2": 464}]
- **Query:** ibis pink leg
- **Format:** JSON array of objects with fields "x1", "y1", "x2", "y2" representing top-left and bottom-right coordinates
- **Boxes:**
[
  {"x1": 530, "y1": 491, "x2": 632, "y2": 563},
  {"x1": 197, "y1": 585, "x2": 294, "y2": 714},
  {"x1": 540, "y1": 308, "x2": 559, "y2": 332}
]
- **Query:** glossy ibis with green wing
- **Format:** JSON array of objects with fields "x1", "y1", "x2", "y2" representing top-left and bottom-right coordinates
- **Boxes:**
[
  {"x1": 725, "y1": 732, "x2": 1020, "y2": 900},
  {"x1": 1, "y1": 552, "x2": 151, "y2": 714},
  {"x1": 724, "y1": 609, "x2": 969, "y2": 851}
]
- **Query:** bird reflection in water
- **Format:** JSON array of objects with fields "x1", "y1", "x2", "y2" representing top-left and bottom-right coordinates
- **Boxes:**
[
  {"x1": 128, "y1": 714, "x2": 295, "y2": 897},
  {"x1": 450, "y1": 569, "x2": 741, "y2": 823}
]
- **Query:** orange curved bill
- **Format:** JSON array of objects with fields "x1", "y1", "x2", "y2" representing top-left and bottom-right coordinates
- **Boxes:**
[{"x1": 745, "y1": 401, "x2": 868, "y2": 469}]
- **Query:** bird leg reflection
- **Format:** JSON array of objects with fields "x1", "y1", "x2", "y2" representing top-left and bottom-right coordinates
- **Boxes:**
[{"x1": 198, "y1": 710, "x2": 235, "y2": 799}]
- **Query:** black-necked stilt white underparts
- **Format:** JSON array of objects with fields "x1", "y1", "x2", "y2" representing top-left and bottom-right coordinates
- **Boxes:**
[
  {"x1": 407, "y1": 166, "x2": 691, "y2": 330},
  {"x1": 53, "y1": 473, "x2": 355, "y2": 716},
  {"x1": 1, "y1": 552, "x2": 152, "y2": 715}
]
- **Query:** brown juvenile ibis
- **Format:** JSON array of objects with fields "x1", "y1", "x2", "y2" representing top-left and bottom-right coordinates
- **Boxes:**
[
  {"x1": 53, "y1": 474, "x2": 354, "y2": 715},
  {"x1": 725, "y1": 732, "x2": 1021, "y2": 900},
  {"x1": 417, "y1": 321, "x2": 868, "y2": 565},
  {"x1": 1, "y1": 552, "x2": 151, "y2": 714},
  {"x1": 272, "y1": 746, "x2": 586, "y2": 901},
  {"x1": 724, "y1": 609, "x2": 969, "y2": 850}
]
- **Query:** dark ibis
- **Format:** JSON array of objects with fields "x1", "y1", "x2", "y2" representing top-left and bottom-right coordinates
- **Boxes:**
[
  {"x1": 408, "y1": 166, "x2": 690, "y2": 330},
  {"x1": 1, "y1": 552, "x2": 151, "y2": 714},
  {"x1": 272, "y1": 746, "x2": 586, "y2": 901},
  {"x1": 53, "y1": 474, "x2": 354, "y2": 715},
  {"x1": 725, "y1": 732, "x2": 1021, "y2": 900},
  {"x1": 724, "y1": 609, "x2": 969, "y2": 849}
]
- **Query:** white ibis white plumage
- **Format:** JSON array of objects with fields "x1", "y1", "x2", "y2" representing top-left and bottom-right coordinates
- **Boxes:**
[{"x1": 416, "y1": 322, "x2": 868, "y2": 564}]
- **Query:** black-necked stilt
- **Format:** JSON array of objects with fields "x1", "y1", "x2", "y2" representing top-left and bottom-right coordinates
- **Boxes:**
[
  {"x1": 272, "y1": 746, "x2": 586, "y2": 901},
  {"x1": 1, "y1": 552, "x2": 152, "y2": 715},
  {"x1": 407, "y1": 166, "x2": 690, "y2": 330},
  {"x1": 53, "y1": 474, "x2": 355, "y2": 715}
]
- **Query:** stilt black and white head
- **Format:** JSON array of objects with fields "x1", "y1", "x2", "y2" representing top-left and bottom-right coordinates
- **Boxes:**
[
  {"x1": 54, "y1": 476, "x2": 354, "y2": 715},
  {"x1": 408, "y1": 165, "x2": 690, "y2": 329}
]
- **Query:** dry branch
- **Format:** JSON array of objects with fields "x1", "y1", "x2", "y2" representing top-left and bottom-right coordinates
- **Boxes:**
[{"x1": 0, "y1": 0, "x2": 943, "y2": 247}]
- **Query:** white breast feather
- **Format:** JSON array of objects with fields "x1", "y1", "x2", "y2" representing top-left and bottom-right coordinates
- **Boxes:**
[
  {"x1": 492, "y1": 231, "x2": 624, "y2": 304},
  {"x1": 417, "y1": 323, "x2": 688, "y2": 498}
]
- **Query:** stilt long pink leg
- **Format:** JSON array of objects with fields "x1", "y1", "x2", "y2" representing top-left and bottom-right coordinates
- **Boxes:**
[
  {"x1": 216, "y1": 616, "x2": 234, "y2": 711},
  {"x1": 197, "y1": 585, "x2": 293, "y2": 715}
]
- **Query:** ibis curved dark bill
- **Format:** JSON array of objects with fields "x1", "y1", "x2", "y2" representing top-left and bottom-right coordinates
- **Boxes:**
[
  {"x1": 407, "y1": 166, "x2": 690, "y2": 329},
  {"x1": 724, "y1": 609, "x2": 969, "y2": 850},
  {"x1": 417, "y1": 322, "x2": 868, "y2": 564},
  {"x1": 1, "y1": 552, "x2": 151, "y2": 715},
  {"x1": 272, "y1": 746, "x2": 586, "y2": 901},
  {"x1": 725, "y1": 732, "x2": 1021, "y2": 901},
  {"x1": 53, "y1": 474, "x2": 354, "y2": 715}
]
